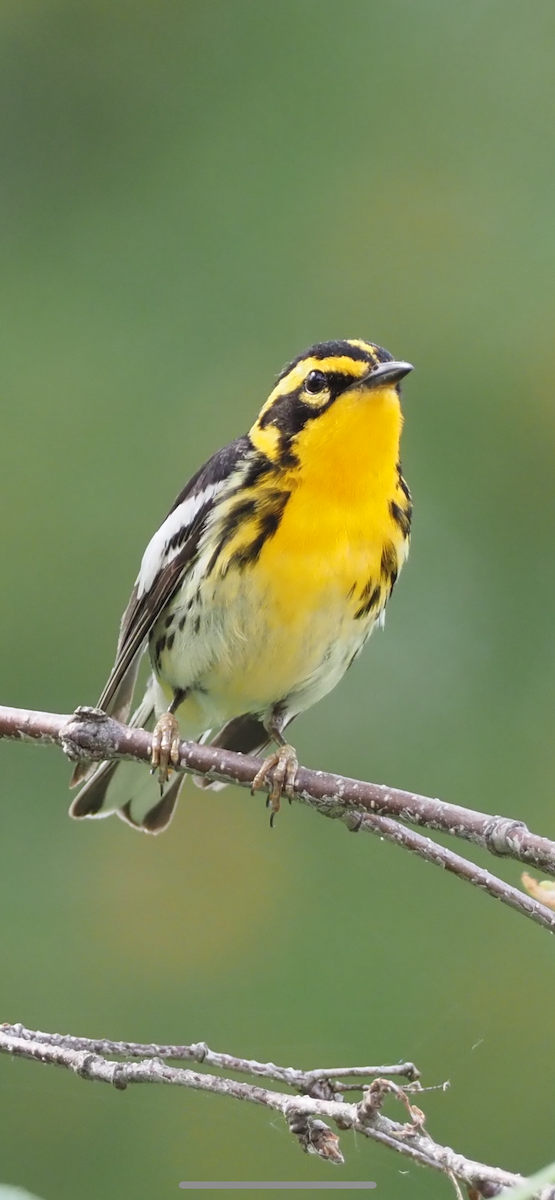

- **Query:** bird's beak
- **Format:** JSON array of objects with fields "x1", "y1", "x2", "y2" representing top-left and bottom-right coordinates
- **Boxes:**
[{"x1": 360, "y1": 360, "x2": 414, "y2": 389}]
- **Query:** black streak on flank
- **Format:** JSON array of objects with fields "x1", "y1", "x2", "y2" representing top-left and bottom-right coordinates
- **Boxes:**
[
  {"x1": 397, "y1": 463, "x2": 412, "y2": 505},
  {"x1": 178, "y1": 615, "x2": 186, "y2": 631},
  {"x1": 205, "y1": 496, "x2": 259, "y2": 574},
  {"x1": 354, "y1": 582, "x2": 382, "y2": 620},
  {"x1": 154, "y1": 633, "x2": 166, "y2": 668},
  {"x1": 231, "y1": 490, "x2": 291, "y2": 571},
  {"x1": 381, "y1": 542, "x2": 398, "y2": 593},
  {"x1": 359, "y1": 577, "x2": 377, "y2": 600},
  {"x1": 389, "y1": 500, "x2": 411, "y2": 539},
  {"x1": 166, "y1": 632, "x2": 175, "y2": 651}
]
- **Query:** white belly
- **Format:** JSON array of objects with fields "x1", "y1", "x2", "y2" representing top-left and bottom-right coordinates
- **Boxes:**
[{"x1": 150, "y1": 565, "x2": 379, "y2": 734}]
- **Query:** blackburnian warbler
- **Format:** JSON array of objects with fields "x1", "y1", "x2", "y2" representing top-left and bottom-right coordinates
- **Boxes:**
[{"x1": 70, "y1": 340, "x2": 413, "y2": 832}]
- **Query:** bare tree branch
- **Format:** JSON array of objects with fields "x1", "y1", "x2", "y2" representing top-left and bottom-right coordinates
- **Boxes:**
[
  {"x1": 2, "y1": 1023, "x2": 552, "y2": 1197},
  {"x1": 1, "y1": 1022, "x2": 419, "y2": 1089},
  {"x1": 1, "y1": 703, "x2": 554, "y2": 935},
  {"x1": 3, "y1": 705, "x2": 555, "y2": 1195}
]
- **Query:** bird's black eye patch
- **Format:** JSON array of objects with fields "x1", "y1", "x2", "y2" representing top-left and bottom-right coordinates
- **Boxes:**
[{"x1": 304, "y1": 369, "x2": 327, "y2": 395}]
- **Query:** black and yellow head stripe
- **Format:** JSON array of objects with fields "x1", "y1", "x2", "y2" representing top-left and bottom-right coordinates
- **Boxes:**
[
  {"x1": 260, "y1": 340, "x2": 393, "y2": 416},
  {"x1": 275, "y1": 338, "x2": 391, "y2": 384}
]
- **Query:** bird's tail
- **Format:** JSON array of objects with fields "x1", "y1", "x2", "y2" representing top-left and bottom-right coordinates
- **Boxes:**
[
  {"x1": 193, "y1": 713, "x2": 270, "y2": 792},
  {"x1": 69, "y1": 675, "x2": 184, "y2": 833}
]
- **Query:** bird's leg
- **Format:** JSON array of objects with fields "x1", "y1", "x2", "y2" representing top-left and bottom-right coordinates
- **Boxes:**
[
  {"x1": 251, "y1": 712, "x2": 298, "y2": 825},
  {"x1": 150, "y1": 690, "x2": 187, "y2": 790}
]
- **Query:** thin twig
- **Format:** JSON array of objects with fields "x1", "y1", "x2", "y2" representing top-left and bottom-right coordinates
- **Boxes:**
[
  {"x1": 0, "y1": 1023, "x2": 418, "y2": 1090},
  {"x1": 0, "y1": 1023, "x2": 546, "y2": 1196},
  {"x1": 447, "y1": 1170, "x2": 465, "y2": 1200},
  {"x1": 344, "y1": 810, "x2": 555, "y2": 934},
  {"x1": 1, "y1": 703, "x2": 554, "y2": 935}
]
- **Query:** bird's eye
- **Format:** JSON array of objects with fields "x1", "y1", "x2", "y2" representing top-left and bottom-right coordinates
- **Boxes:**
[{"x1": 304, "y1": 369, "x2": 327, "y2": 395}]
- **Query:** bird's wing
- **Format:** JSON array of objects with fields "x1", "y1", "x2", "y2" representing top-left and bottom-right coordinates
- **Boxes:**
[{"x1": 97, "y1": 434, "x2": 253, "y2": 717}]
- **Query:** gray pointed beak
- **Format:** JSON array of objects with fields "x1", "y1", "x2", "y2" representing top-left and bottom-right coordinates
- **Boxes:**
[{"x1": 361, "y1": 360, "x2": 414, "y2": 389}]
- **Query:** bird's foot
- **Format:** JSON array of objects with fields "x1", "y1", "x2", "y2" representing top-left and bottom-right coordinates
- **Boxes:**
[
  {"x1": 251, "y1": 743, "x2": 298, "y2": 826},
  {"x1": 150, "y1": 712, "x2": 181, "y2": 791}
]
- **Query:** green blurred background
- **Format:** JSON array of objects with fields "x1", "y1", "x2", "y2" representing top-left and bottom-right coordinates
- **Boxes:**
[{"x1": 1, "y1": 1, "x2": 555, "y2": 1195}]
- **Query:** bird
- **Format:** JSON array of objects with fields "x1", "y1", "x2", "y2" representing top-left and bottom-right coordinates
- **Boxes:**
[{"x1": 70, "y1": 339, "x2": 413, "y2": 833}]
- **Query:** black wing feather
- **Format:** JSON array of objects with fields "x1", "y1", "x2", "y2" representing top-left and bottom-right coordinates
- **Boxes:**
[{"x1": 97, "y1": 435, "x2": 252, "y2": 715}]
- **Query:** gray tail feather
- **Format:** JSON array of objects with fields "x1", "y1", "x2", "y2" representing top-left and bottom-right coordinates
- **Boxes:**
[
  {"x1": 118, "y1": 771, "x2": 185, "y2": 833},
  {"x1": 70, "y1": 653, "x2": 144, "y2": 788},
  {"x1": 69, "y1": 758, "x2": 184, "y2": 833},
  {"x1": 69, "y1": 674, "x2": 183, "y2": 833},
  {"x1": 193, "y1": 713, "x2": 270, "y2": 792}
]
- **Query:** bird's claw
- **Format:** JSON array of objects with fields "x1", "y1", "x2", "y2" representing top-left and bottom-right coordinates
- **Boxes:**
[
  {"x1": 251, "y1": 744, "x2": 298, "y2": 825},
  {"x1": 150, "y1": 712, "x2": 181, "y2": 791}
]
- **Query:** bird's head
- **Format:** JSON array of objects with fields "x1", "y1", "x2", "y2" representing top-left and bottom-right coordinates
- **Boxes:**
[{"x1": 250, "y1": 339, "x2": 413, "y2": 469}]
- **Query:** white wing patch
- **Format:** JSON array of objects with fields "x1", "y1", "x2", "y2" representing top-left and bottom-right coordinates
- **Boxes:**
[{"x1": 136, "y1": 483, "x2": 223, "y2": 598}]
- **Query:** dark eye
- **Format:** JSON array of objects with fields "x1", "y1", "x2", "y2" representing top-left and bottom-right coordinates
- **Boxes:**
[{"x1": 305, "y1": 369, "x2": 327, "y2": 395}]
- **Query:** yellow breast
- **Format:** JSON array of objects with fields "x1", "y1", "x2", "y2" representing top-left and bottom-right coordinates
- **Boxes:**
[
  {"x1": 252, "y1": 380, "x2": 408, "y2": 612},
  {"x1": 201, "y1": 382, "x2": 408, "y2": 712},
  {"x1": 155, "y1": 380, "x2": 410, "y2": 729}
]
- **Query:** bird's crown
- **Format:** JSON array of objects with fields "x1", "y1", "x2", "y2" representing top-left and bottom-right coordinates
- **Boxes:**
[{"x1": 269, "y1": 339, "x2": 393, "y2": 410}]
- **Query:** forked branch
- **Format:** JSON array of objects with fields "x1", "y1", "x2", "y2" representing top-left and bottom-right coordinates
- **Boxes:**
[
  {"x1": 2, "y1": 704, "x2": 555, "y2": 1194},
  {"x1": 1, "y1": 1023, "x2": 549, "y2": 1197}
]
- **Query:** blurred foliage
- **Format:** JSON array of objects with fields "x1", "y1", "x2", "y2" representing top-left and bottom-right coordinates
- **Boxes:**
[{"x1": 1, "y1": 2, "x2": 555, "y2": 1196}]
